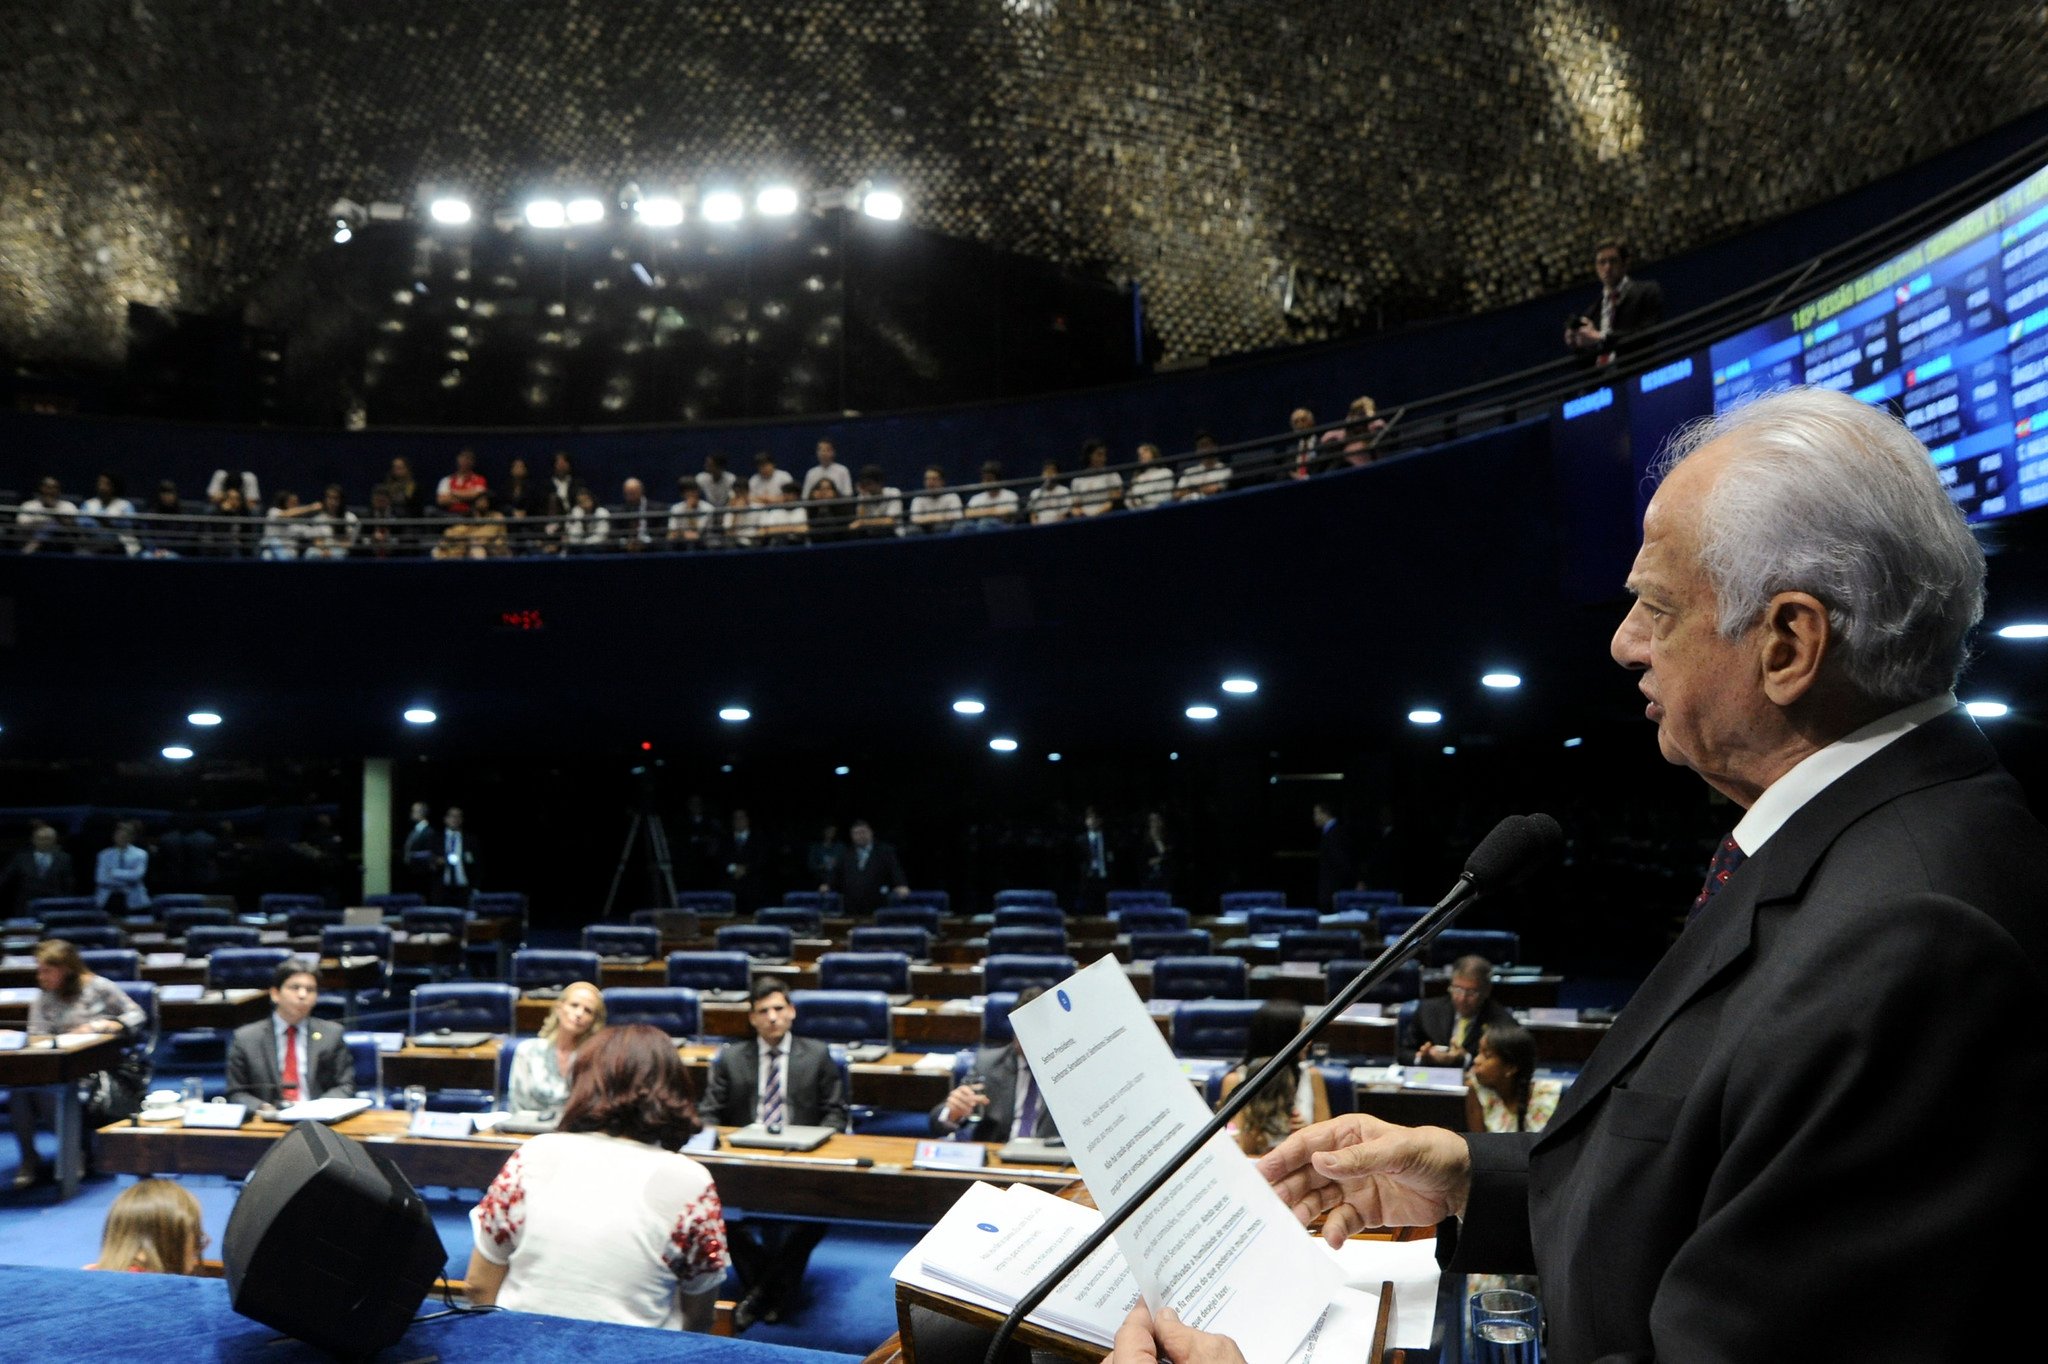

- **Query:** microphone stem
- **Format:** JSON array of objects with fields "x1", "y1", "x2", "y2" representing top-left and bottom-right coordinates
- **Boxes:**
[{"x1": 981, "y1": 872, "x2": 1484, "y2": 1363}]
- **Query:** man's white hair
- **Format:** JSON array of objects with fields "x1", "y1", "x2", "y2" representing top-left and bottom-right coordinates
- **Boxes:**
[{"x1": 1652, "y1": 385, "x2": 1984, "y2": 705}]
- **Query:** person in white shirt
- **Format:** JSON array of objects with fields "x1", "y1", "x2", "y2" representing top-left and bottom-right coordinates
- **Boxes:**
[
  {"x1": 94, "y1": 821, "x2": 151, "y2": 911},
  {"x1": 696, "y1": 454, "x2": 736, "y2": 510},
  {"x1": 755, "y1": 488, "x2": 809, "y2": 543},
  {"x1": 668, "y1": 480, "x2": 714, "y2": 549},
  {"x1": 80, "y1": 473, "x2": 140, "y2": 556},
  {"x1": 563, "y1": 487, "x2": 611, "y2": 553},
  {"x1": 17, "y1": 476, "x2": 78, "y2": 554},
  {"x1": 722, "y1": 489, "x2": 759, "y2": 547},
  {"x1": 260, "y1": 490, "x2": 318, "y2": 560},
  {"x1": 962, "y1": 460, "x2": 1020, "y2": 530},
  {"x1": 1176, "y1": 451, "x2": 1232, "y2": 501},
  {"x1": 301, "y1": 484, "x2": 361, "y2": 560},
  {"x1": 206, "y1": 469, "x2": 260, "y2": 510},
  {"x1": 907, "y1": 465, "x2": 963, "y2": 534},
  {"x1": 848, "y1": 465, "x2": 905, "y2": 538},
  {"x1": 800, "y1": 439, "x2": 854, "y2": 499},
  {"x1": 1068, "y1": 440, "x2": 1124, "y2": 517},
  {"x1": 1027, "y1": 460, "x2": 1073, "y2": 525},
  {"x1": 748, "y1": 452, "x2": 795, "y2": 505},
  {"x1": 1125, "y1": 443, "x2": 1177, "y2": 511}
]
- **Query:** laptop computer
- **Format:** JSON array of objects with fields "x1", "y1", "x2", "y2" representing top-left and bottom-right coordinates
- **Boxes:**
[
  {"x1": 726, "y1": 1122, "x2": 835, "y2": 1152},
  {"x1": 409, "y1": 1030, "x2": 495, "y2": 1049},
  {"x1": 997, "y1": 1137, "x2": 1074, "y2": 1166},
  {"x1": 343, "y1": 907, "x2": 383, "y2": 927}
]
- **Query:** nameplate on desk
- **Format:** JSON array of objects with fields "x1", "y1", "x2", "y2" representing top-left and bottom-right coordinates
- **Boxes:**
[
  {"x1": 159, "y1": 984, "x2": 205, "y2": 1002},
  {"x1": 1278, "y1": 962, "x2": 1323, "y2": 978},
  {"x1": 1523, "y1": 1006, "x2": 1580, "y2": 1024},
  {"x1": 408, "y1": 1110, "x2": 474, "y2": 1139},
  {"x1": 183, "y1": 1103, "x2": 248, "y2": 1129},
  {"x1": 0, "y1": 987, "x2": 38, "y2": 1005},
  {"x1": 1144, "y1": 998, "x2": 1177, "y2": 1017},
  {"x1": 913, "y1": 1140, "x2": 987, "y2": 1171},
  {"x1": 145, "y1": 952, "x2": 188, "y2": 967},
  {"x1": 1400, "y1": 1066, "x2": 1468, "y2": 1092},
  {"x1": 1, "y1": 955, "x2": 38, "y2": 969},
  {"x1": 0, "y1": 1030, "x2": 24, "y2": 1051},
  {"x1": 1338, "y1": 1002, "x2": 1385, "y2": 1020}
]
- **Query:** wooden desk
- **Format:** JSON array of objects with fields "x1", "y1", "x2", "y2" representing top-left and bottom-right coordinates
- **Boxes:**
[
  {"x1": 95, "y1": 1114, "x2": 1073, "y2": 1222},
  {"x1": 158, "y1": 989, "x2": 272, "y2": 1032},
  {"x1": 0, "y1": 1035, "x2": 121, "y2": 1199},
  {"x1": 376, "y1": 1040, "x2": 501, "y2": 1092}
]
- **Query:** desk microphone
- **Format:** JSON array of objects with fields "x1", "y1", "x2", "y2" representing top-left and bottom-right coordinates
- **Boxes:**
[{"x1": 982, "y1": 812, "x2": 1564, "y2": 1363}]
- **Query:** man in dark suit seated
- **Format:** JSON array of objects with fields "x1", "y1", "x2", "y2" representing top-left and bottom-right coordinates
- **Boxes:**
[
  {"x1": 1118, "y1": 386, "x2": 2048, "y2": 1363},
  {"x1": 225, "y1": 958, "x2": 355, "y2": 1117},
  {"x1": 1399, "y1": 954, "x2": 1515, "y2": 1068},
  {"x1": 929, "y1": 987, "x2": 1062, "y2": 1143},
  {"x1": 700, "y1": 977, "x2": 848, "y2": 1330},
  {"x1": 2, "y1": 824, "x2": 74, "y2": 912},
  {"x1": 821, "y1": 819, "x2": 908, "y2": 916}
]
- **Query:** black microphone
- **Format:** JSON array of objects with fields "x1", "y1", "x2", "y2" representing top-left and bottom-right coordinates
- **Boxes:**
[{"x1": 981, "y1": 813, "x2": 1563, "y2": 1363}]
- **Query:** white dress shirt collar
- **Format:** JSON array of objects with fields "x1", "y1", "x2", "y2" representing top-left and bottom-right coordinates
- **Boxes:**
[{"x1": 1731, "y1": 693, "x2": 1955, "y2": 856}]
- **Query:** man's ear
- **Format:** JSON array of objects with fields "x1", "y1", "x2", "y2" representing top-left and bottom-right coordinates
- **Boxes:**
[{"x1": 1758, "y1": 591, "x2": 1830, "y2": 706}]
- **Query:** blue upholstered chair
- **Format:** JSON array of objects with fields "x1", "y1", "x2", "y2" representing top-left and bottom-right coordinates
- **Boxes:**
[
  {"x1": 676, "y1": 891, "x2": 738, "y2": 919},
  {"x1": 1129, "y1": 929, "x2": 1212, "y2": 961},
  {"x1": 982, "y1": 992, "x2": 1022, "y2": 1045},
  {"x1": 1171, "y1": 1000, "x2": 1266, "y2": 1058},
  {"x1": 780, "y1": 890, "x2": 843, "y2": 916},
  {"x1": 1326, "y1": 959, "x2": 1422, "y2": 1005},
  {"x1": 409, "y1": 982, "x2": 519, "y2": 1035},
  {"x1": 992, "y1": 889, "x2": 1058, "y2": 909},
  {"x1": 1277, "y1": 929, "x2": 1367, "y2": 964},
  {"x1": 511, "y1": 949, "x2": 602, "y2": 992},
  {"x1": 115, "y1": 979, "x2": 159, "y2": 1056},
  {"x1": 1151, "y1": 955, "x2": 1248, "y2": 1001},
  {"x1": 1105, "y1": 890, "x2": 1172, "y2": 913},
  {"x1": 601, "y1": 987, "x2": 702, "y2": 1038},
  {"x1": 983, "y1": 954, "x2": 1076, "y2": 996},
  {"x1": 757, "y1": 905, "x2": 823, "y2": 936},
  {"x1": 184, "y1": 925, "x2": 261, "y2": 956},
  {"x1": 895, "y1": 890, "x2": 951, "y2": 916},
  {"x1": 164, "y1": 907, "x2": 232, "y2": 936},
  {"x1": 665, "y1": 951, "x2": 754, "y2": 993},
  {"x1": 1332, "y1": 890, "x2": 1402, "y2": 915},
  {"x1": 363, "y1": 892, "x2": 423, "y2": 914},
  {"x1": 1118, "y1": 907, "x2": 1191, "y2": 934},
  {"x1": 790, "y1": 990, "x2": 892, "y2": 1048},
  {"x1": 1378, "y1": 906, "x2": 1429, "y2": 936},
  {"x1": 715, "y1": 925, "x2": 793, "y2": 961},
  {"x1": 79, "y1": 948, "x2": 141, "y2": 981},
  {"x1": 986, "y1": 925, "x2": 1066, "y2": 957},
  {"x1": 992, "y1": 905, "x2": 1064, "y2": 929},
  {"x1": 873, "y1": 906, "x2": 942, "y2": 934},
  {"x1": 207, "y1": 947, "x2": 293, "y2": 991},
  {"x1": 29, "y1": 896, "x2": 99, "y2": 921},
  {"x1": 148, "y1": 894, "x2": 208, "y2": 912},
  {"x1": 583, "y1": 925, "x2": 660, "y2": 959},
  {"x1": 322, "y1": 924, "x2": 393, "y2": 960},
  {"x1": 1247, "y1": 908, "x2": 1320, "y2": 936},
  {"x1": 818, "y1": 951, "x2": 911, "y2": 994},
  {"x1": 1218, "y1": 891, "x2": 1286, "y2": 915},
  {"x1": 53, "y1": 924, "x2": 125, "y2": 949},
  {"x1": 402, "y1": 906, "x2": 468, "y2": 938},
  {"x1": 848, "y1": 926, "x2": 932, "y2": 960},
  {"x1": 286, "y1": 907, "x2": 345, "y2": 938},
  {"x1": 40, "y1": 908, "x2": 113, "y2": 932},
  {"x1": 258, "y1": 893, "x2": 327, "y2": 918},
  {"x1": 469, "y1": 891, "x2": 528, "y2": 920},
  {"x1": 1430, "y1": 929, "x2": 1521, "y2": 968}
]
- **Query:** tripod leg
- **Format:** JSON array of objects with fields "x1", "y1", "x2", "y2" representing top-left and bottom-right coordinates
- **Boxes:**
[
  {"x1": 646, "y1": 814, "x2": 679, "y2": 909},
  {"x1": 603, "y1": 811, "x2": 645, "y2": 920}
]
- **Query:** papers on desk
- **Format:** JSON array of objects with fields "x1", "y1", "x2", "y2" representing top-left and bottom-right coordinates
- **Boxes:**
[
  {"x1": 911, "y1": 1051, "x2": 959, "y2": 1073},
  {"x1": 1337, "y1": 1002, "x2": 1384, "y2": 1021},
  {"x1": 341, "y1": 1031, "x2": 406, "y2": 1053},
  {"x1": 913, "y1": 1140, "x2": 987, "y2": 1172},
  {"x1": 1523, "y1": 1006, "x2": 1580, "y2": 1024},
  {"x1": 0, "y1": 987, "x2": 38, "y2": 1006},
  {"x1": 51, "y1": 1032, "x2": 105, "y2": 1049},
  {"x1": 144, "y1": 951, "x2": 188, "y2": 967},
  {"x1": 183, "y1": 1102, "x2": 249, "y2": 1129},
  {"x1": 1008, "y1": 955, "x2": 1343, "y2": 1364},
  {"x1": 1, "y1": 955, "x2": 37, "y2": 969},
  {"x1": 1400, "y1": 1066, "x2": 1468, "y2": 1092},
  {"x1": 275, "y1": 1097, "x2": 372, "y2": 1123},
  {"x1": 1278, "y1": 961, "x2": 1324, "y2": 978},
  {"x1": 0, "y1": 1030, "x2": 24, "y2": 1051},
  {"x1": 158, "y1": 984, "x2": 205, "y2": 1002}
]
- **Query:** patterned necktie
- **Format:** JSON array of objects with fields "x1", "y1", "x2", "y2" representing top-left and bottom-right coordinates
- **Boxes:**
[
  {"x1": 281, "y1": 1025, "x2": 301, "y2": 1103},
  {"x1": 1690, "y1": 835, "x2": 1747, "y2": 921},
  {"x1": 1012, "y1": 1067, "x2": 1042, "y2": 1140},
  {"x1": 760, "y1": 1046, "x2": 784, "y2": 1128}
]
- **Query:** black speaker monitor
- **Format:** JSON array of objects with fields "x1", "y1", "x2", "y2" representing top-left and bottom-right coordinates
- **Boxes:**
[{"x1": 223, "y1": 1120, "x2": 446, "y2": 1358}]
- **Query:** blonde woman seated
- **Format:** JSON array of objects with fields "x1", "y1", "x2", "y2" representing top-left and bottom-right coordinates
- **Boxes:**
[
  {"x1": 506, "y1": 980, "x2": 605, "y2": 1119},
  {"x1": 89, "y1": 1178, "x2": 207, "y2": 1274},
  {"x1": 468, "y1": 1025, "x2": 730, "y2": 1329},
  {"x1": 1217, "y1": 998, "x2": 1329, "y2": 1157}
]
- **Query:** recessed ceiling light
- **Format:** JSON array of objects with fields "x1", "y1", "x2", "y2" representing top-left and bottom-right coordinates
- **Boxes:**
[
  {"x1": 701, "y1": 191, "x2": 744, "y2": 223},
  {"x1": 1442, "y1": 745, "x2": 1457, "y2": 756},
  {"x1": 1407, "y1": 709, "x2": 1443, "y2": 725},
  {"x1": 720, "y1": 764, "x2": 734, "y2": 773},
  {"x1": 833, "y1": 765, "x2": 850, "y2": 776},
  {"x1": 565, "y1": 197, "x2": 605, "y2": 225},
  {"x1": 1563, "y1": 736, "x2": 1584, "y2": 748},
  {"x1": 1481, "y1": 672, "x2": 1522, "y2": 689},
  {"x1": 1996, "y1": 623, "x2": 2048, "y2": 639},
  {"x1": 952, "y1": 699, "x2": 986, "y2": 716},
  {"x1": 718, "y1": 706, "x2": 751, "y2": 722},
  {"x1": 756, "y1": 185, "x2": 800, "y2": 216},
  {"x1": 428, "y1": 198, "x2": 472, "y2": 225},
  {"x1": 862, "y1": 189, "x2": 904, "y2": 221},
  {"x1": 1221, "y1": 678, "x2": 1259, "y2": 695},
  {"x1": 162, "y1": 745, "x2": 195, "y2": 761},
  {"x1": 1185, "y1": 705, "x2": 1220, "y2": 721},
  {"x1": 524, "y1": 199, "x2": 567, "y2": 229},
  {"x1": 187, "y1": 711, "x2": 223, "y2": 727},
  {"x1": 1047, "y1": 752, "x2": 1062, "y2": 762},
  {"x1": 634, "y1": 196, "x2": 685, "y2": 228},
  {"x1": 988, "y1": 737, "x2": 1019, "y2": 753},
  {"x1": 1964, "y1": 700, "x2": 2010, "y2": 719},
  {"x1": 1169, "y1": 751, "x2": 1180, "y2": 761},
  {"x1": 402, "y1": 707, "x2": 437, "y2": 725}
]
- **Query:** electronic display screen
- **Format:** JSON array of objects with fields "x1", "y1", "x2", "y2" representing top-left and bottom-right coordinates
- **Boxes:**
[{"x1": 1709, "y1": 162, "x2": 2048, "y2": 521}]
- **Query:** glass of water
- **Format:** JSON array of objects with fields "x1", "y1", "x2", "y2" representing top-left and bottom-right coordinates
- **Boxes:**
[
  {"x1": 403, "y1": 1085, "x2": 428, "y2": 1121},
  {"x1": 1469, "y1": 1287, "x2": 1541, "y2": 1364},
  {"x1": 181, "y1": 1076, "x2": 206, "y2": 1111}
]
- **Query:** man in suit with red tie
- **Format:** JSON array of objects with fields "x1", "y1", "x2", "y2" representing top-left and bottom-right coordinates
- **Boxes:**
[
  {"x1": 224, "y1": 959, "x2": 355, "y2": 1117},
  {"x1": 1112, "y1": 388, "x2": 2048, "y2": 1362}
]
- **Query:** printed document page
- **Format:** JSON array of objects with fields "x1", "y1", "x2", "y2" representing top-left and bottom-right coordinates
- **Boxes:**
[{"x1": 1009, "y1": 955, "x2": 1341, "y2": 1364}]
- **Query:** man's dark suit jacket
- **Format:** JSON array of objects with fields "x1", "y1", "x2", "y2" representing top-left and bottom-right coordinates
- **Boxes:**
[
  {"x1": 1449, "y1": 710, "x2": 2048, "y2": 1361},
  {"x1": 1587, "y1": 276, "x2": 1664, "y2": 357},
  {"x1": 224, "y1": 1016, "x2": 356, "y2": 1109},
  {"x1": 1316, "y1": 820, "x2": 1359, "y2": 911},
  {"x1": 4, "y1": 848, "x2": 75, "y2": 911},
  {"x1": 927, "y1": 1044, "x2": 1061, "y2": 1143},
  {"x1": 828, "y1": 842, "x2": 907, "y2": 916},
  {"x1": 700, "y1": 1033, "x2": 847, "y2": 1131},
  {"x1": 1400, "y1": 993, "x2": 1514, "y2": 1060}
]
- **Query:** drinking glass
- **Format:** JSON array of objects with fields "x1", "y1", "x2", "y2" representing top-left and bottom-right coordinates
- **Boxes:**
[
  {"x1": 403, "y1": 1085, "x2": 428, "y2": 1121},
  {"x1": 1468, "y1": 1287, "x2": 1541, "y2": 1364},
  {"x1": 180, "y1": 1076, "x2": 206, "y2": 1110}
]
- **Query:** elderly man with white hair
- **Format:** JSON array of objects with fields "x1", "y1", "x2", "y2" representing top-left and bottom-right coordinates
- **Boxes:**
[{"x1": 1109, "y1": 386, "x2": 2047, "y2": 1364}]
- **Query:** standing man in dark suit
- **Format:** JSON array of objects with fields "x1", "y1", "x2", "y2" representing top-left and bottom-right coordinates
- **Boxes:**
[
  {"x1": 1074, "y1": 806, "x2": 1114, "y2": 915},
  {"x1": 2, "y1": 824, "x2": 74, "y2": 912},
  {"x1": 224, "y1": 959, "x2": 355, "y2": 1117},
  {"x1": 433, "y1": 806, "x2": 477, "y2": 905},
  {"x1": 1312, "y1": 800, "x2": 1363, "y2": 912},
  {"x1": 723, "y1": 808, "x2": 765, "y2": 913},
  {"x1": 401, "y1": 802, "x2": 436, "y2": 901},
  {"x1": 1564, "y1": 238, "x2": 1663, "y2": 365},
  {"x1": 676, "y1": 794, "x2": 727, "y2": 887},
  {"x1": 1398, "y1": 955, "x2": 1514, "y2": 1067},
  {"x1": 700, "y1": 978, "x2": 847, "y2": 1330},
  {"x1": 822, "y1": 819, "x2": 907, "y2": 916},
  {"x1": 929, "y1": 988, "x2": 1061, "y2": 1143},
  {"x1": 1119, "y1": 387, "x2": 2047, "y2": 1363}
]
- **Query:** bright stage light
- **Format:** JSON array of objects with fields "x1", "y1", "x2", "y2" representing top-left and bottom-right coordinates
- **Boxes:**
[
  {"x1": 1185, "y1": 705, "x2": 1219, "y2": 721},
  {"x1": 635, "y1": 197, "x2": 684, "y2": 227},
  {"x1": 701, "y1": 191, "x2": 744, "y2": 224},
  {"x1": 1481, "y1": 672, "x2": 1522, "y2": 690},
  {"x1": 1407, "y1": 709, "x2": 1442, "y2": 725},
  {"x1": 1964, "y1": 700, "x2": 2011, "y2": 719},
  {"x1": 565, "y1": 197, "x2": 605, "y2": 225},
  {"x1": 1997, "y1": 623, "x2": 2048, "y2": 639},
  {"x1": 861, "y1": 189, "x2": 904, "y2": 221},
  {"x1": 719, "y1": 706, "x2": 751, "y2": 722},
  {"x1": 162, "y1": 746, "x2": 195, "y2": 761},
  {"x1": 187, "y1": 712, "x2": 223, "y2": 727},
  {"x1": 757, "y1": 185, "x2": 800, "y2": 216},
  {"x1": 951, "y1": 699, "x2": 986, "y2": 716},
  {"x1": 525, "y1": 200, "x2": 567, "y2": 229},
  {"x1": 1221, "y1": 678, "x2": 1259, "y2": 695},
  {"x1": 988, "y1": 737, "x2": 1019, "y2": 753},
  {"x1": 428, "y1": 198, "x2": 473, "y2": 225},
  {"x1": 403, "y1": 708, "x2": 438, "y2": 725}
]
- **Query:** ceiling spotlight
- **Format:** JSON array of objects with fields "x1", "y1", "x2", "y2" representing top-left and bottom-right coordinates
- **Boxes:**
[
  {"x1": 1996, "y1": 622, "x2": 2048, "y2": 639},
  {"x1": 718, "y1": 706, "x2": 751, "y2": 722},
  {"x1": 1442, "y1": 745, "x2": 1458, "y2": 756},
  {"x1": 756, "y1": 185, "x2": 800, "y2": 216},
  {"x1": 525, "y1": 199, "x2": 567, "y2": 229},
  {"x1": 187, "y1": 711, "x2": 223, "y2": 727},
  {"x1": 1481, "y1": 672, "x2": 1522, "y2": 690},
  {"x1": 701, "y1": 191, "x2": 744, "y2": 224},
  {"x1": 635, "y1": 196, "x2": 685, "y2": 228},
  {"x1": 565, "y1": 197, "x2": 605, "y2": 225},
  {"x1": 402, "y1": 707, "x2": 438, "y2": 725},
  {"x1": 1169, "y1": 751, "x2": 1180, "y2": 761},
  {"x1": 1221, "y1": 678, "x2": 1259, "y2": 695},
  {"x1": 988, "y1": 737, "x2": 1020, "y2": 753},
  {"x1": 1964, "y1": 700, "x2": 2011, "y2": 719},
  {"x1": 1047, "y1": 752, "x2": 1063, "y2": 762},
  {"x1": 720, "y1": 763, "x2": 734, "y2": 773},
  {"x1": 1407, "y1": 709, "x2": 1443, "y2": 725},
  {"x1": 428, "y1": 198, "x2": 472, "y2": 225},
  {"x1": 952, "y1": 699, "x2": 987, "y2": 716},
  {"x1": 834, "y1": 765, "x2": 851, "y2": 776},
  {"x1": 1563, "y1": 736, "x2": 1584, "y2": 748},
  {"x1": 862, "y1": 189, "x2": 904, "y2": 221},
  {"x1": 1185, "y1": 705, "x2": 1220, "y2": 721},
  {"x1": 332, "y1": 221, "x2": 353, "y2": 244},
  {"x1": 162, "y1": 745, "x2": 195, "y2": 761}
]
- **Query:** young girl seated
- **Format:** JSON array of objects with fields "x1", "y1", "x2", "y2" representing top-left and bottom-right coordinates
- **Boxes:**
[{"x1": 89, "y1": 1178, "x2": 207, "y2": 1274}]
